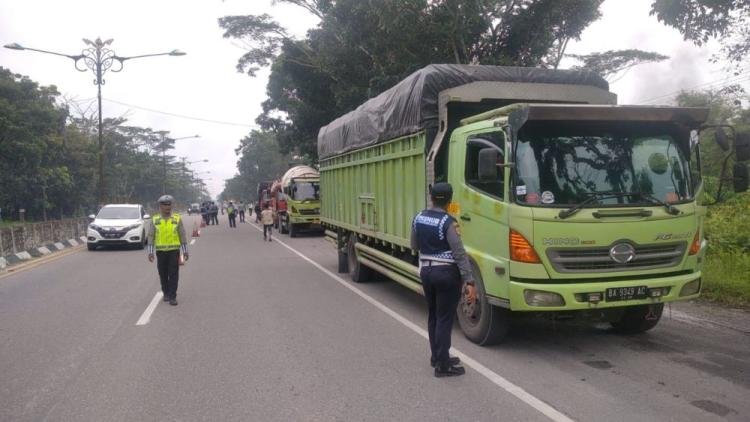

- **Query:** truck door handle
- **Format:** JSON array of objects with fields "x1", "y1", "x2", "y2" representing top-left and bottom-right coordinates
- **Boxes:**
[{"x1": 460, "y1": 214, "x2": 471, "y2": 222}]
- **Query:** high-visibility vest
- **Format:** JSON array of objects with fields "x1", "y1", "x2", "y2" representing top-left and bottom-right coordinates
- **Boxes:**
[{"x1": 153, "y1": 213, "x2": 181, "y2": 251}]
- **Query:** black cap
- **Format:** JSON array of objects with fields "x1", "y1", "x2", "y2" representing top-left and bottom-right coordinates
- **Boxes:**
[{"x1": 430, "y1": 182, "x2": 453, "y2": 201}]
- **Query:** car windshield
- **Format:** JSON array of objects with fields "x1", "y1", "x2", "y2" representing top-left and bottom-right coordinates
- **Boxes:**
[
  {"x1": 97, "y1": 207, "x2": 141, "y2": 219},
  {"x1": 292, "y1": 181, "x2": 320, "y2": 201},
  {"x1": 514, "y1": 121, "x2": 693, "y2": 206}
]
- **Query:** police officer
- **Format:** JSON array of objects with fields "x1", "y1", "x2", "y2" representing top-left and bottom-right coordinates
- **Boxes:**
[
  {"x1": 410, "y1": 183, "x2": 476, "y2": 377},
  {"x1": 147, "y1": 195, "x2": 189, "y2": 306}
]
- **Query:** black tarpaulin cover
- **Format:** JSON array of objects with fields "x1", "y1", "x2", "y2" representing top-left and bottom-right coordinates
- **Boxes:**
[{"x1": 317, "y1": 64, "x2": 609, "y2": 159}]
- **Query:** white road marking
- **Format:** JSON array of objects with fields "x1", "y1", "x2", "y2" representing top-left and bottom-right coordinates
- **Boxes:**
[
  {"x1": 190, "y1": 239, "x2": 196, "y2": 245},
  {"x1": 250, "y1": 223, "x2": 574, "y2": 422},
  {"x1": 136, "y1": 291, "x2": 163, "y2": 326}
]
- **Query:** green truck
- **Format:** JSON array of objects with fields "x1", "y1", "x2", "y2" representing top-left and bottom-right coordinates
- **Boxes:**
[
  {"x1": 277, "y1": 165, "x2": 322, "y2": 237},
  {"x1": 318, "y1": 64, "x2": 749, "y2": 344}
]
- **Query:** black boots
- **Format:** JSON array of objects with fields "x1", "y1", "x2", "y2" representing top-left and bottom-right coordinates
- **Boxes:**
[
  {"x1": 434, "y1": 362, "x2": 465, "y2": 377},
  {"x1": 431, "y1": 356, "x2": 460, "y2": 368}
]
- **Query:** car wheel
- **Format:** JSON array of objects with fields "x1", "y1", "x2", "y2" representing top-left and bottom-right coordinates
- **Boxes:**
[{"x1": 87, "y1": 243, "x2": 97, "y2": 251}]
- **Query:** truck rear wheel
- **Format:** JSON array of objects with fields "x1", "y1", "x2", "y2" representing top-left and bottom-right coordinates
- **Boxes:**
[
  {"x1": 347, "y1": 234, "x2": 373, "y2": 283},
  {"x1": 456, "y1": 262, "x2": 509, "y2": 345},
  {"x1": 610, "y1": 303, "x2": 664, "y2": 334}
]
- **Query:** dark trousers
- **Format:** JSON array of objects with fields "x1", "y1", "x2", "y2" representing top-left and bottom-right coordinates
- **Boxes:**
[
  {"x1": 420, "y1": 265, "x2": 462, "y2": 365},
  {"x1": 202, "y1": 214, "x2": 209, "y2": 225},
  {"x1": 263, "y1": 224, "x2": 273, "y2": 239},
  {"x1": 239, "y1": 210, "x2": 245, "y2": 222},
  {"x1": 229, "y1": 213, "x2": 237, "y2": 227},
  {"x1": 211, "y1": 213, "x2": 218, "y2": 225},
  {"x1": 156, "y1": 249, "x2": 180, "y2": 299}
]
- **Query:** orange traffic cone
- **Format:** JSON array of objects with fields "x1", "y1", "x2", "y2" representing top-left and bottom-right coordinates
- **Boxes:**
[{"x1": 192, "y1": 222, "x2": 201, "y2": 238}]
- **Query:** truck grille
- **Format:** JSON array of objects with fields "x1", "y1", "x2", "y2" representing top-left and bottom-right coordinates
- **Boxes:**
[
  {"x1": 546, "y1": 242, "x2": 687, "y2": 273},
  {"x1": 298, "y1": 209, "x2": 319, "y2": 215}
]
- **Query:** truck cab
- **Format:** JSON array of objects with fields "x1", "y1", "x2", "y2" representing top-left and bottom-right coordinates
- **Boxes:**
[{"x1": 278, "y1": 165, "x2": 322, "y2": 237}]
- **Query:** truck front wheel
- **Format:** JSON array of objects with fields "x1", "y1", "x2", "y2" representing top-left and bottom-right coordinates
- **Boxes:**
[
  {"x1": 347, "y1": 235, "x2": 373, "y2": 283},
  {"x1": 289, "y1": 222, "x2": 297, "y2": 237},
  {"x1": 610, "y1": 303, "x2": 664, "y2": 334},
  {"x1": 456, "y1": 262, "x2": 509, "y2": 345}
]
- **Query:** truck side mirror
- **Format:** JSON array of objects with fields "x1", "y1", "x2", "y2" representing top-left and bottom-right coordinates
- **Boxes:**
[
  {"x1": 735, "y1": 132, "x2": 750, "y2": 162},
  {"x1": 734, "y1": 163, "x2": 749, "y2": 192},
  {"x1": 478, "y1": 148, "x2": 499, "y2": 182},
  {"x1": 715, "y1": 127, "x2": 730, "y2": 151}
]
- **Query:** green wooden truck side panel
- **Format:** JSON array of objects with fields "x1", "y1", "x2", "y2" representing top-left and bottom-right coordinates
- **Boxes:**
[{"x1": 320, "y1": 133, "x2": 427, "y2": 247}]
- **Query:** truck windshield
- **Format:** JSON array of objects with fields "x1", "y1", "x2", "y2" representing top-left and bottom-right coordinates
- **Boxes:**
[
  {"x1": 514, "y1": 122, "x2": 693, "y2": 207},
  {"x1": 292, "y1": 181, "x2": 320, "y2": 201}
]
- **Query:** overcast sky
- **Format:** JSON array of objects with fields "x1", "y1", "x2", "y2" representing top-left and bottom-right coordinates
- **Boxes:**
[{"x1": 1, "y1": 0, "x2": 746, "y2": 198}]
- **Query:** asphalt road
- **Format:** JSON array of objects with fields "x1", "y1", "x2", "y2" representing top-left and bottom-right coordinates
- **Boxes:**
[{"x1": 1, "y1": 214, "x2": 748, "y2": 421}]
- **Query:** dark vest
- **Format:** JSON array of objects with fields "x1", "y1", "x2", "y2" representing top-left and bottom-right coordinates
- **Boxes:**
[{"x1": 413, "y1": 209, "x2": 455, "y2": 262}]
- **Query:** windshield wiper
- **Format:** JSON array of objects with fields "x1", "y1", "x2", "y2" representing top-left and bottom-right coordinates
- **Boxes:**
[
  {"x1": 637, "y1": 193, "x2": 681, "y2": 215},
  {"x1": 558, "y1": 191, "x2": 638, "y2": 219}
]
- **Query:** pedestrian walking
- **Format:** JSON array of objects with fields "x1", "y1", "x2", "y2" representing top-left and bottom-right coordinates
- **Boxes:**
[
  {"x1": 227, "y1": 201, "x2": 237, "y2": 228},
  {"x1": 254, "y1": 203, "x2": 261, "y2": 223},
  {"x1": 146, "y1": 195, "x2": 189, "y2": 306},
  {"x1": 261, "y1": 204, "x2": 274, "y2": 241},
  {"x1": 410, "y1": 183, "x2": 476, "y2": 377},
  {"x1": 238, "y1": 201, "x2": 246, "y2": 223},
  {"x1": 210, "y1": 201, "x2": 219, "y2": 225}
]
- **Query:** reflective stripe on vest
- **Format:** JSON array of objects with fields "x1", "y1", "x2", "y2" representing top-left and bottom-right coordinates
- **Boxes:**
[{"x1": 153, "y1": 213, "x2": 181, "y2": 251}]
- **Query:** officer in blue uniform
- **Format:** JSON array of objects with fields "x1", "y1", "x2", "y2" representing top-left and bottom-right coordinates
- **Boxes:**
[{"x1": 411, "y1": 182, "x2": 476, "y2": 377}]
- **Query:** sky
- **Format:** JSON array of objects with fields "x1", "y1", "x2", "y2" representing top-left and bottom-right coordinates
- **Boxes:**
[{"x1": 1, "y1": 0, "x2": 746, "y2": 198}]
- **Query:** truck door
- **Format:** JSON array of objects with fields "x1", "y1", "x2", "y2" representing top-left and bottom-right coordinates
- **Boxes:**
[{"x1": 450, "y1": 128, "x2": 511, "y2": 300}]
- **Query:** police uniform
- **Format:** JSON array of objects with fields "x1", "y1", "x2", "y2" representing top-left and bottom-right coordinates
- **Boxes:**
[
  {"x1": 410, "y1": 183, "x2": 474, "y2": 376},
  {"x1": 147, "y1": 198, "x2": 189, "y2": 305}
]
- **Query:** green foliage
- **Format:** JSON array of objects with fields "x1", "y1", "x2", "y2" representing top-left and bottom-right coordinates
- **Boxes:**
[
  {"x1": 651, "y1": 0, "x2": 750, "y2": 69},
  {"x1": 0, "y1": 67, "x2": 210, "y2": 221},
  {"x1": 220, "y1": 0, "x2": 606, "y2": 159},
  {"x1": 702, "y1": 193, "x2": 750, "y2": 306},
  {"x1": 220, "y1": 130, "x2": 293, "y2": 201},
  {"x1": 567, "y1": 49, "x2": 670, "y2": 78}
]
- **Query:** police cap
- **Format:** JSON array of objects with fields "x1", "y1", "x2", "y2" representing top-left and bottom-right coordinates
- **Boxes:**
[
  {"x1": 430, "y1": 182, "x2": 453, "y2": 201},
  {"x1": 158, "y1": 195, "x2": 174, "y2": 204}
]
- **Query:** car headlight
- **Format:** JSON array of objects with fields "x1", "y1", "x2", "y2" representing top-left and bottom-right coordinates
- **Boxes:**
[{"x1": 89, "y1": 224, "x2": 102, "y2": 231}]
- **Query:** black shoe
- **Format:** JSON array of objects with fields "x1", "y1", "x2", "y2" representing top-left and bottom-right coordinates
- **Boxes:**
[
  {"x1": 169, "y1": 298, "x2": 178, "y2": 306},
  {"x1": 163, "y1": 294, "x2": 170, "y2": 302},
  {"x1": 434, "y1": 363, "x2": 465, "y2": 378},
  {"x1": 431, "y1": 356, "x2": 460, "y2": 368}
]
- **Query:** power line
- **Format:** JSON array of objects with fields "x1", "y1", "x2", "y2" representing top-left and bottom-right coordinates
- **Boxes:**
[
  {"x1": 634, "y1": 70, "x2": 750, "y2": 105},
  {"x1": 103, "y1": 98, "x2": 258, "y2": 128},
  {"x1": 66, "y1": 96, "x2": 258, "y2": 128}
]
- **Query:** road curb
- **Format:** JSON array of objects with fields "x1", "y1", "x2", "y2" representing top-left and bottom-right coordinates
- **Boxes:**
[{"x1": 0, "y1": 236, "x2": 86, "y2": 271}]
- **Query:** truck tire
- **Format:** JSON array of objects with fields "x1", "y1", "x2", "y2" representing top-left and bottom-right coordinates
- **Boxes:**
[
  {"x1": 347, "y1": 234, "x2": 373, "y2": 283},
  {"x1": 456, "y1": 262, "x2": 509, "y2": 345},
  {"x1": 289, "y1": 222, "x2": 297, "y2": 238},
  {"x1": 610, "y1": 303, "x2": 664, "y2": 334}
]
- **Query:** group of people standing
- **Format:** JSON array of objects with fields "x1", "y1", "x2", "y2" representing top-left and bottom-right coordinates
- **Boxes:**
[{"x1": 200, "y1": 201, "x2": 219, "y2": 226}]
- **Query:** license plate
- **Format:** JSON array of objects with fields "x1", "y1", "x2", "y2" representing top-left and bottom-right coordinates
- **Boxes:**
[{"x1": 606, "y1": 286, "x2": 648, "y2": 302}]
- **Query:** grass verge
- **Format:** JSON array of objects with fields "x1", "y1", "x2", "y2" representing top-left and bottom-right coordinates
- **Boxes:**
[{"x1": 701, "y1": 250, "x2": 750, "y2": 308}]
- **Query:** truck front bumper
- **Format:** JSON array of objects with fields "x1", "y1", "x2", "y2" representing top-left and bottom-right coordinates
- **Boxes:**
[{"x1": 507, "y1": 271, "x2": 701, "y2": 311}]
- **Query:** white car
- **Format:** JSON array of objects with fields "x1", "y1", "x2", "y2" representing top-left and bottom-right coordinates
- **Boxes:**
[{"x1": 87, "y1": 204, "x2": 150, "y2": 250}]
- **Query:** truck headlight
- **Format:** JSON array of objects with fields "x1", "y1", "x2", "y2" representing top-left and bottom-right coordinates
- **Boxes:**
[
  {"x1": 523, "y1": 290, "x2": 565, "y2": 307},
  {"x1": 679, "y1": 278, "x2": 701, "y2": 296}
]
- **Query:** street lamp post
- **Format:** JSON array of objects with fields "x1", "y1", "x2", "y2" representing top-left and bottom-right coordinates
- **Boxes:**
[{"x1": 4, "y1": 38, "x2": 186, "y2": 205}]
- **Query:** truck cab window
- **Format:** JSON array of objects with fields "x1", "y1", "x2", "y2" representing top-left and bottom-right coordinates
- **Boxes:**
[{"x1": 465, "y1": 131, "x2": 505, "y2": 199}]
